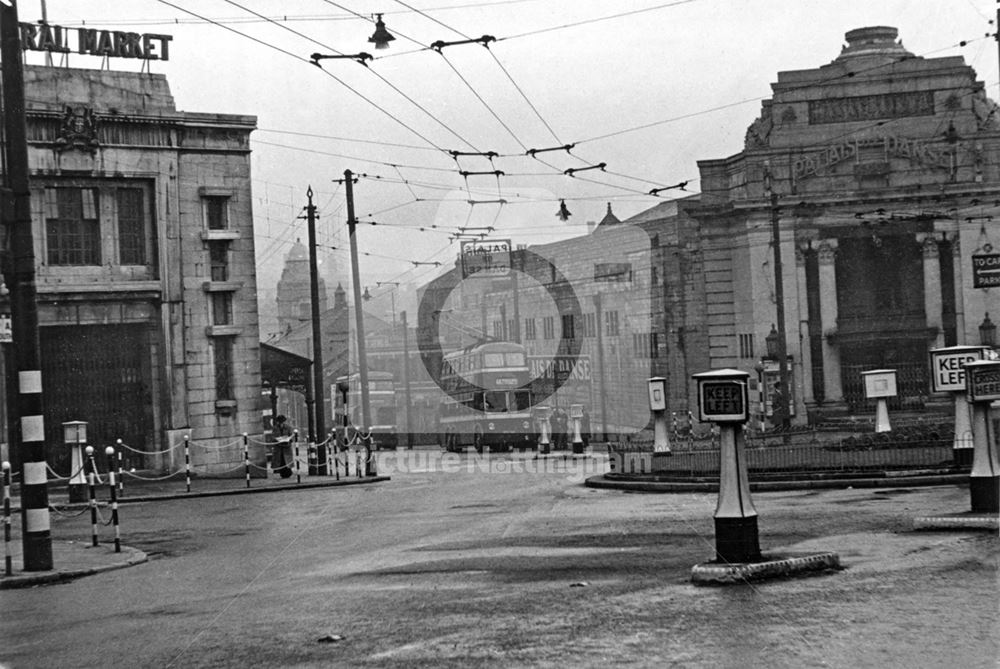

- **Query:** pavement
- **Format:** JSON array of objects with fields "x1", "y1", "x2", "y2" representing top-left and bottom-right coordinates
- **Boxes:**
[{"x1": 1, "y1": 467, "x2": 390, "y2": 589}]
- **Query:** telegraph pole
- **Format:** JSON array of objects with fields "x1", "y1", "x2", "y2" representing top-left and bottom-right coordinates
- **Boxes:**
[
  {"x1": 303, "y1": 187, "x2": 327, "y2": 474},
  {"x1": 1, "y1": 1, "x2": 53, "y2": 570},
  {"x1": 765, "y1": 165, "x2": 791, "y2": 429},
  {"x1": 342, "y1": 171, "x2": 372, "y2": 456}
]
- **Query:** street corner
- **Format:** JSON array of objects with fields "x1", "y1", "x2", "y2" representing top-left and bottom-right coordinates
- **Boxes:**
[
  {"x1": 0, "y1": 540, "x2": 148, "y2": 589},
  {"x1": 690, "y1": 551, "x2": 842, "y2": 586}
]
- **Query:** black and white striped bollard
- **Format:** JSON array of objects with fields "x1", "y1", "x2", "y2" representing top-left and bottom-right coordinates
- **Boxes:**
[
  {"x1": 3, "y1": 461, "x2": 12, "y2": 576},
  {"x1": 116, "y1": 440, "x2": 124, "y2": 496},
  {"x1": 85, "y1": 446, "x2": 99, "y2": 548},
  {"x1": 293, "y1": 430, "x2": 301, "y2": 484},
  {"x1": 243, "y1": 433, "x2": 251, "y2": 488},
  {"x1": 104, "y1": 447, "x2": 121, "y2": 553},
  {"x1": 184, "y1": 435, "x2": 191, "y2": 493}
]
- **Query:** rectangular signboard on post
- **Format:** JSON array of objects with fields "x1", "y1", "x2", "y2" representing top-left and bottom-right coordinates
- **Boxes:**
[
  {"x1": 966, "y1": 361, "x2": 1000, "y2": 402},
  {"x1": 972, "y1": 254, "x2": 1000, "y2": 288},
  {"x1": 929, "y1": 346, "x2": 985, "y2": 393},
  {"x1": 461, "y1": 239, "x2": 511, "y2": 279},
  {"x1": 697, "y1": 381, "x2": 748, "y2": 422}
]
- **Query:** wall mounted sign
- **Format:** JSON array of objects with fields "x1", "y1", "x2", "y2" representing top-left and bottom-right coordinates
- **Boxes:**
[
  {"x1": 972, "y1": 254, "x2": 1000, "y2": 288},
  {"x1": 20, "y1": 22, "x2": 172, "y2": 61}
]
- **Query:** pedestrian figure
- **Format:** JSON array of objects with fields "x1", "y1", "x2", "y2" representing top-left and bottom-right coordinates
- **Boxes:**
[
  {"x1": 580, "y1": 408, "x2": 591, "y2": 448},
  {"x1": 771, "y1": 382, "x2": 790, "y2": 430},
  {"x1": 552, "y1": 407, "x2": 568, "y2": 450},
  {"x1": 273, "y1": 415, "x2": 294, "y2": 478}
]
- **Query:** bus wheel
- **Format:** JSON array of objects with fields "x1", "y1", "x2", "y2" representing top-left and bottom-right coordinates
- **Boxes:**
[{"x1": 473, "y1": 426, "x2": 485, "y2": 454}]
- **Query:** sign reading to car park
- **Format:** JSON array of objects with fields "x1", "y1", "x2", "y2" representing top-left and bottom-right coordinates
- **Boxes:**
[
  {"x1": 460, "y1": 239, "x2": 511, "y2": 278},
  {"x1": 929, "y1": 346, "x2": 986, "y2": 393},
  {"x1": 693, "y1": 369, "x2": 749, "y2": 423},
  {"x1": 972, "y1": 254, "x2": 1000, "y2": 288},
  {"x1": 965, "y1": 360, "x2": 1000, "y2": 402}
]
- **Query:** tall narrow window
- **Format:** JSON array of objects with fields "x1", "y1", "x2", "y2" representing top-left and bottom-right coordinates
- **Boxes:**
[
  {"x1": 605, "y1": 310, "x2": 620, "y2": 336},
  {"x1": 208, "y1": 241, "x2": 229, "y2": 281},
  {"x1": 45, "y1": 187, "x2": 100, "y2": 265},
  {"x1": 214, "y1": 338, "x2": 234, "y2": 401},
  {"x1": 524, "y1": 318, "x2": 536, "y2": 340},
  {"x1": 206, "y1": 196, "x2": 229, "y2": 230},
  {"x1": 116, "y1": 188, "x2": 146, "y2": 265},
  {"x1": 212, "y1": 292, "x2": 233, "y2": 325},
  {"x1": 543, "y1": 316, "x2": 555, "y2": 339},
  {"x1": 561, "y1": 313, "x2": 575, "y2": 339}
]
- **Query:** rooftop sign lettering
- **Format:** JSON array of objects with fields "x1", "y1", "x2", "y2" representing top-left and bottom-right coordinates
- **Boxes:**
[{"x1": 20, "y1": 22, "x2": 172, "y2": 61}]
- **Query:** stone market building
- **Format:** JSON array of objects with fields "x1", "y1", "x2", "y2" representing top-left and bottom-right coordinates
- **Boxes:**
[{"x1": 1, "y1": 63, "x2": 264, "y2": 474}]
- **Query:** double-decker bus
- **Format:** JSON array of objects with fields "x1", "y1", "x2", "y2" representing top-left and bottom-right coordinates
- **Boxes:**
[
  {"x1": 437, "y1": 341, "x2": 536, "y2": 453},
  {"x1": 334, "y1": 371, "x2": 398, "y2": 448}
]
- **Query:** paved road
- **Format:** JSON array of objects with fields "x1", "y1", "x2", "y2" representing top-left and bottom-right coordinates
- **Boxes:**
[{"x1": 1, "y1": 451, "x2": 996, "y2": 668}]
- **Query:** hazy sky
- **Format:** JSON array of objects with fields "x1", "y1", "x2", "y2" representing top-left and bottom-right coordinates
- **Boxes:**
[{"x1": 20, "y1": 1, "x2": 1000, "y2": 300}]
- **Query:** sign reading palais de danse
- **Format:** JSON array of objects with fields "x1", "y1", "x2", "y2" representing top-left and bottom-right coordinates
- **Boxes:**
[{"x1": 20, "y1": 22, "x2": 172, "y2": 61}]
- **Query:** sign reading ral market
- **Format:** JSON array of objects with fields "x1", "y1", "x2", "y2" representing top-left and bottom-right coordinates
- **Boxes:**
[
  {"x1": 20, "y1": 22, "x2": 172, "y2": 61},
  {"x1": 460, "y1": 239, "x2": 511, "y2": 279},
  {"x1": 972, "y1": 254, "x2": 1000, "y2": 289}
]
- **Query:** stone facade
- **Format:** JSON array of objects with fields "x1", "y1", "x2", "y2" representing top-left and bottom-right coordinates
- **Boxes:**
[{"x1": 3, "y1": 65, "x2": 262, "y2": 474}]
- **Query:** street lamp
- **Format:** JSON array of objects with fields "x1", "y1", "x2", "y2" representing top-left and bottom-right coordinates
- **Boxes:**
[
  {"x1": 764, "y1": 323, "x2": 779, "y2": 359},
  {"x1": 368, "y1": 13, "x2": 396, "y2": 50},
  {"x1": 980, "y1": 313, "x2": 996, "y2": 348}
]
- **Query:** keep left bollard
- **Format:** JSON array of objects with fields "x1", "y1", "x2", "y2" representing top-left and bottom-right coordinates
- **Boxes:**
[{"x1": 105, "y1": 447, "x2": 121, "y2": 553}]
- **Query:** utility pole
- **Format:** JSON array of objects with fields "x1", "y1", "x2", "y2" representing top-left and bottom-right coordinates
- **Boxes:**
[
  {"x1": 593, "y1": 293, "x2": 609, "y2": 441},
  {"x1": 303, "y1": 187, "x2": 327, "y2": 474},
  {"x1": 1, "y1": 1, "x2": 53, "y2": 570},
  {"x1": 765, "y1": 165, "x2": 791, "y2": 429},
  {"x1": 343, "y1": 170, "x2": 371, "y2": 467},
  {"x1": 401, "y1": 310, "x2": 413, "y2": 449}
]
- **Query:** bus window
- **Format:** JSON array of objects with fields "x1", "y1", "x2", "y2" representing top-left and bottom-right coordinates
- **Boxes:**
[
  {"x1": 376, "y1": 406, "x2": 395, "y2": 425},
  {"x1": 484, "y1": 391, "x2": 508, "y2": 411},
  {"x1": 484, "y1": 353, "x2": 505, "y2": 367},
  {"x1": 505, "y1": 352, "x2": 525, "y2": 366},
  {"x1": 472, "y1": 393, "x2": 485, "y2": 411},
  {"x1": 513, "y1": 390, "x2": 531, "y2": 411}
]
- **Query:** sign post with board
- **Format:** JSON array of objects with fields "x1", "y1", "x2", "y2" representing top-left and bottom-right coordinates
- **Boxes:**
[
  {"x1": 971, "y1": 254, "x2": 1000, "y2": 289},
  {"x1": 460, "y1": 239, "x2": 511, "y2": 279},
  {"x1": 861, "y1": 369, "x2": 897, "y2": 433},
  {"x1": 647, "y1": 377, "x2": 670, "y2": 454},
  {"x1": 692, "y1": 369, "x2": 760, "y2": 563},
  {"x1": 930, "y1": 345, "x2": 986, "y2": 465},
  {"x1": 962, "y1": 360, "x2": 1000, "y2": 513}
]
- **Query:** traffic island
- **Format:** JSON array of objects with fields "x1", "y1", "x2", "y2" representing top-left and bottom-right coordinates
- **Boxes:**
[
  {"x1": 691, "y1": 551, "x2": 842, "y2": 585},
  {"x1": 912, "y1": 512, "x2": 999, "y2": 532}
]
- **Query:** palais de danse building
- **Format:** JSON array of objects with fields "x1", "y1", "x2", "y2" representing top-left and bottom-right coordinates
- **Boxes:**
[{"x1": 425, "y1": 26, "x2": 999, "y2": 435}]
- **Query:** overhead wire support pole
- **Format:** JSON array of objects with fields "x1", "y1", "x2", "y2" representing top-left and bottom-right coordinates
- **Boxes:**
[
  {"x1": 649, "y1": 181, "x2": 690, "y2": 196},
  {"x1": 764, "y1": 165, "x2": 791, "y2": 432},
  {"x1": 1, "y1": 0, "x2": 52, "y2": 571},
  {"x1": 449, "y1": 150, "x2": 498, "y2": 159},
  {"x1": 340, "y1": 170, "x2": 372, "y2": 451},
  {"x1": 310, "y1": 52, "x2": 373, "y2": 66},
  {"x1": 459, "y1": 170, "x2": 505, "y2": 178},
  {"x1": 303, "y1": 187, "x2": 328, "y2": 475}
]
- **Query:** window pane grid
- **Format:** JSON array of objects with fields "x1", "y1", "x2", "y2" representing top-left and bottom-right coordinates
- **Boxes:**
[{"x1": 117, "y1": 188, "x2": 146, "y2": 265}]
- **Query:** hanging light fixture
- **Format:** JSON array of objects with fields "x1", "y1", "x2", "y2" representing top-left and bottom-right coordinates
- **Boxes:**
[
  {"x1": 556, "y1": 199, "x2": 571, "y2": 221},
  {"x1": 765, "y1": 323, "x2": 779, "y2": 359},
  {"x1": 368, "y1": 13, "x2": 395, "y2": 50},
  {"x1": 980, "y1": 312, "x2": 996, "y2": 348}
]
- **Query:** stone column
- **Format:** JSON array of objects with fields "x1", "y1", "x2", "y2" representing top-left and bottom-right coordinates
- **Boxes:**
[
  {"x1": 817, "y1": 240, "x2": 842, "y2": 402},
  {"x1": 920, "y1": 234, "x2": 944, "y2": 349},
  {"x1": 795, "y1": 246, "x2": 814, "y2": 407}
]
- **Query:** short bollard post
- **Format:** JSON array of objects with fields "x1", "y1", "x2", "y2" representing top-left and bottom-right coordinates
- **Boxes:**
[
  {"x1": 116, "y1": 441, "x2": 124, "y2": 496},
  {"x1": 293, "y1": 430, "x2": 302, "y2": 484},
  {"x1": 355, "y1": 448, "x2": 362, "y2": 479},
  {"x1": 85, "y1": 446, "x2": 99, "y2": 548},
  {"x1": 929, "y1": 346, "x2": 987, "y2": 467},
  {"x1": 964, "y1": 360, "x2": 1000, "y2": 513},
  {"x1": 243, "y1": 433, "x2": 251, "y2": 488},
  {"x1": 648, "y1": 377, "x2": 671, "y2": 455},
  {"x1": 533, "y1": 406, "x2": 551, "y2": 457},
  {"x1": 184, "y1": 435, "x2": 191, "y2": 493},
  {"x1": 692, "y1": 369, "x2": 760, "y2": 563},
  {"x1": 3, "y1": 461, "x2": 12, "y2": 576},
  {"x1": 570, "y1": 404, "x2": 585, "y2": 455},
  {"x1": 105, "y1": 447, "x2": 121, "y2": 553},
  {"x1": 861, "y1": 369, "x2": 897, "y2": 433}
]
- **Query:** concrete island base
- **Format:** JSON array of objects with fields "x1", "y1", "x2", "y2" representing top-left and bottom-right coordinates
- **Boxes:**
[
  {"x1": 691, "y1": 551, "x2": 842, "y2": 585},
  {"x1": 912, "y1": 512, "x2": 999, "y2": 532}
]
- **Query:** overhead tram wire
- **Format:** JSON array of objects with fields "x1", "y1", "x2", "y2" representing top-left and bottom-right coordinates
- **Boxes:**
[
  {"x1": 154, "y1": 0, "x2": 449, "y2": 154},
  {"x1": 221, "y1": 0, "x2": 483, "y2": 156}
]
